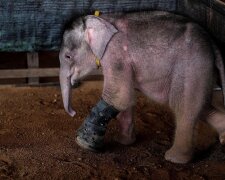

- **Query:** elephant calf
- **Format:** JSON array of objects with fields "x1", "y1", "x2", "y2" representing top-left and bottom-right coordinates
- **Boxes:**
[{"x1": 59, "y1": 11, "x2": 225, "y2": 164}]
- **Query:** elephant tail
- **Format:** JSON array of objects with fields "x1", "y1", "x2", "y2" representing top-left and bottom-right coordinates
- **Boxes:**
[{"x1": 212, "y1": 42, "x2": 225, "y2": 106}]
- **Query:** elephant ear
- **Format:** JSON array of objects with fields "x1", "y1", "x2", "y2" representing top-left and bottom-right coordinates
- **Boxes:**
[{"x1": 84, "y1": 15, "x2": 118, "y2": 59}]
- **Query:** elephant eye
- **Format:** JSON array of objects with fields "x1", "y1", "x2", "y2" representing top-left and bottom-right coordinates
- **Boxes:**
[
  {"x1": 65, "y1": 54, "x2": 74, "y2": 64},
  {"x1": 65, "y1": 54, "x2": 71, "y2": 59}
]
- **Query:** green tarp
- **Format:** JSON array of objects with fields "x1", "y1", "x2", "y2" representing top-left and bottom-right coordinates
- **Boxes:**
[{"x1": 0, "y1": 0, "x2": 224, "y2": 52}]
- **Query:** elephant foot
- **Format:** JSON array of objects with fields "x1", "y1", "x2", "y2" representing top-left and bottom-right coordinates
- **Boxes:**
[
  {"x1": 76, "y1": 122, "x2": 105, "y2": 152},
  {"x1": 76, "y1": 135, "x2": 102, "y2": 152},
  {"x1": 164, "y1": 147, "x2": 192, "y2": 164},
  {"x1": 219, "y1": 131, "x2": 225, "y2": 144},
  {"x1": 114, "y1": 133, "x2": 136, "y2": 145}
]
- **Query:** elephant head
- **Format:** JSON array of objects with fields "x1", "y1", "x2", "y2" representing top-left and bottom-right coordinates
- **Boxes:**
[{"x1": 59, "y1": 15, "x2": 118, "y2": 116}]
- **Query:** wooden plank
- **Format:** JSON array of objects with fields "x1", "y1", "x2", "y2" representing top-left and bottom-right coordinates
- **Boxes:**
[
  {"x1": 0, "y1": 68, "x2": 102, "y2": 79},
  {"x1": 27, "y1": 52, "x2": 39, "y2": 84},
  {"x1": 0, "y1": 68, "x2": 59, "y2": 79}
]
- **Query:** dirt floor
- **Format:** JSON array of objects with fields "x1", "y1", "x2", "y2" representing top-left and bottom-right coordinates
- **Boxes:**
[{"x1": 1, "y1": 81, "x2": 225, "y2": 179}]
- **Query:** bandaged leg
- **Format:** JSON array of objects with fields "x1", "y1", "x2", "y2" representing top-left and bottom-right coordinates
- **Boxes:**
[{"x1": 76, "y1": 99, "x2": 119, "y2": 151}]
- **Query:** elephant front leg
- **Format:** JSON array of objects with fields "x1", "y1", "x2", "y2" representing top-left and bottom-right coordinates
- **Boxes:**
[
  {"x1": 115, "y1": 107, "x2": 136, "y2": 145},
  {"x1": 76, "y1": 63, "x2": 135, "y2": 152},
  {"x1": 101, "y1": 64, "x2": 135, "y2": 146}
]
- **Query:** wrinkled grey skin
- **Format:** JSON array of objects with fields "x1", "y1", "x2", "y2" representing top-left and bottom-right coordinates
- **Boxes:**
[{"x1": 59, "y1": 11, "x2": 225, "y2": 164}]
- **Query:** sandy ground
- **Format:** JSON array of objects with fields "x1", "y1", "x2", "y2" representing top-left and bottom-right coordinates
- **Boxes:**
[{"x1": 1, "y1": 81, "x2": 225, "y2": 179}]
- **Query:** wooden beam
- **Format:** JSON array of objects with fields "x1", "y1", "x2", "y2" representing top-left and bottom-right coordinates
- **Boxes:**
[
  {"x1": 27, "y1": 52, "x2": 39, "y2": 84},
  {"x1": 0, "y1": 68, "x2": 102, "y2": 79},
  {"x1": 0, "y1": 68, "x2": 59, "y2": 79}
]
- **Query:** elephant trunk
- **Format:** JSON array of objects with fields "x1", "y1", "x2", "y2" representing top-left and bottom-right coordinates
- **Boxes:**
[{"x1": 59, "y1": 66, "x2": 76, "y2": 117}]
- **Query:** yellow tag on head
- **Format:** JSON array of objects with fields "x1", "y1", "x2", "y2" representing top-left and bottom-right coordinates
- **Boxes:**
[
  {"x1": 94, "y1": 10, "x2": 100, "y2": 17},
  {"x1": 95, "y1": 57, "x2": 101, "y2": 68}
]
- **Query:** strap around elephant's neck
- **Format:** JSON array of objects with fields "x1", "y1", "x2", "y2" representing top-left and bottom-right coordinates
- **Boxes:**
[
  {"x1": 94, "y1": 10, "x2": 101, "y2": 69},
  {"x1": 95, "y1": 57, "x2": 101, "y2": 69}
]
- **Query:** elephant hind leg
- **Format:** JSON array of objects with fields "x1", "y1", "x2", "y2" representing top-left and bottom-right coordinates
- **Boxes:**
[
  {"x1": 205, "y1": 105, "x2": 225, "y2": 144},
  {"x1": 164, "y1": 110, "x2": 197, "y2": 164},
  {"x1": 165, "y1": 74, "x2": 210, "y2": 164}
]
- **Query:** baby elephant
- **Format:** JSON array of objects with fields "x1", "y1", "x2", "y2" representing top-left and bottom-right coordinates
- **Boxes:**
[{"x1": 59, "y1": 11, "x2": 225, "y2": 164}]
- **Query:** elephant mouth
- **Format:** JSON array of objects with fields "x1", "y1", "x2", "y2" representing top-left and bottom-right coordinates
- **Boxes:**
[{"x1": 71, "y1": 80, "x2": 81, "y2": 88}]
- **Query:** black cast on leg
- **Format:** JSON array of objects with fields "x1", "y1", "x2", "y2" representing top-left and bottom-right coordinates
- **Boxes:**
[{"x1": 76, "y1": 99, "x2": 119, "y2": 151}]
